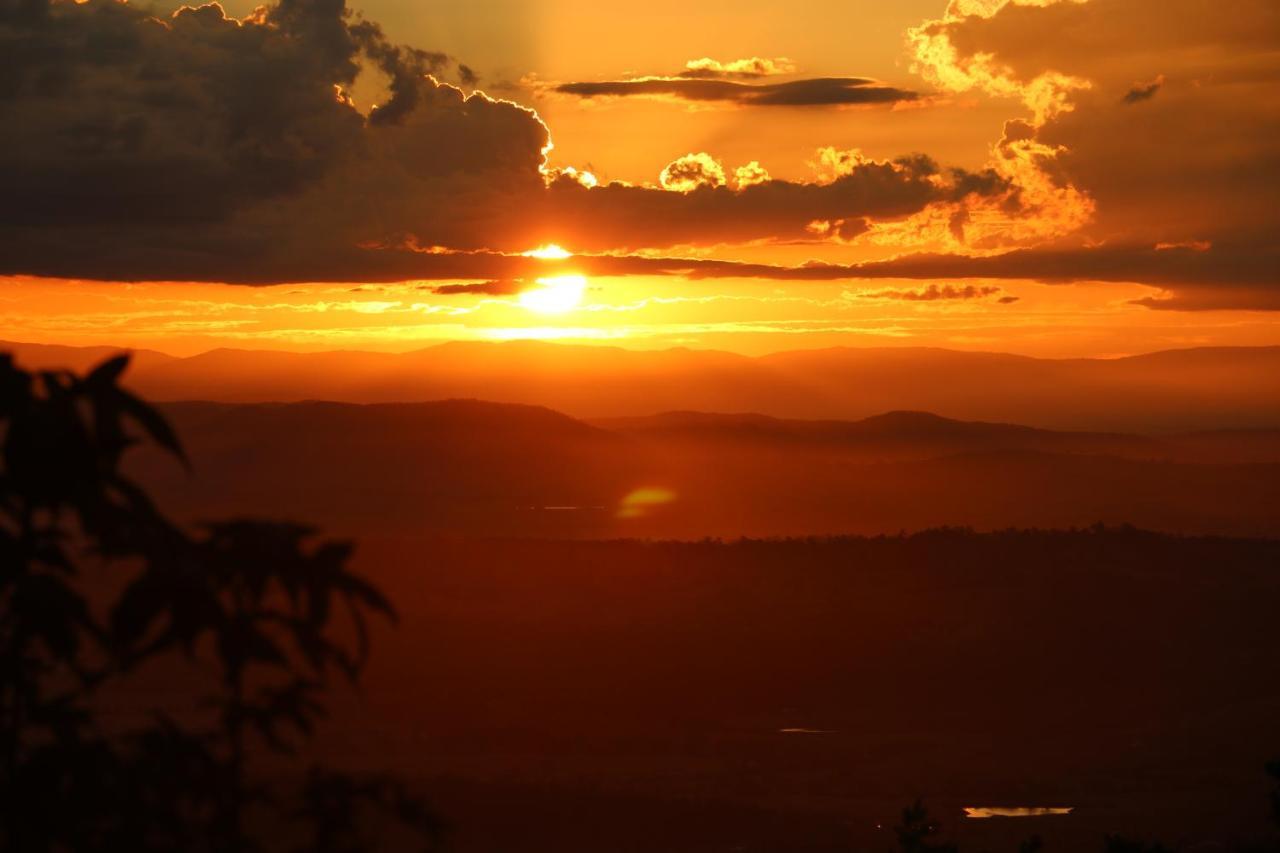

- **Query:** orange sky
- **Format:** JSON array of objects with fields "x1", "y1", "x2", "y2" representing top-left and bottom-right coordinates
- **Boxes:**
[
  {"x1": 2, "y1": 0, "x2": 1277, "y2": 357},
  {"x1": 6, "y1": 273, "x2": 1280, "y2": 359}
]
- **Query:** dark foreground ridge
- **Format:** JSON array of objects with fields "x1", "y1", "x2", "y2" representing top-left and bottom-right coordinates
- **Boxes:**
[
  {"x1": 4, "y1": 350, "x2": 1279, "y2": 852},
  {"x1": 339, "y1": 528, "x2": 1280, "y2": 851}
]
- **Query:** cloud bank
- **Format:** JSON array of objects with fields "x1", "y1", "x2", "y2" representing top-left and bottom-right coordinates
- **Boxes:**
[
  {"x1": 898, "y1": 0, "x2": 1280, "y2": 308},
  {"x1": 1, "y1": 0, "x2": 1277, "y2": 311},
  {"x1": 0, "y1": 0, "x2": 1008, "y2": 284}
]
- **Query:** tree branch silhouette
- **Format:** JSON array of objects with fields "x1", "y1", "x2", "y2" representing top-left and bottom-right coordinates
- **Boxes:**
[{"x1": 0, "y1": 352, "x2": 436, "y2": 852}]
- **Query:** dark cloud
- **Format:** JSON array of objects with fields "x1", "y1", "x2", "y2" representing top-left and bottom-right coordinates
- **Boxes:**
[
  {"x1": 857, "y1": 284, "x2": 1004, "y2": 301},
  {"x1": 831, "y1": 243, "x2": 1280, "y2": 288},
  {"x1": 911, "y1": 0, "x2": 1280, "y2": 308},
  {"x1": 0, "y1": 0, "x2": 1006, "y2": 285},
  {"x1": 443, "y1": 241, "x2": 1273, "y2": 310},
  {"x1": 628, "y1": 241, "x2": 1279, "y2": 310},
  {"x1": 1130, "y1": 289, "x2": 1280, "y2": 311},
  {"x1": 430, "y1": 279, "x2": 525, "y2": 295},
  {"x1": 549, "y1": 53, "x2": 915, "y2": 107},
  {"x1": 1121, "y1": 75, "x2": 1163, "y2": 104},
  {"x1": 529, "y1": 157, "x2": 1007, "y2": 254},
  {"x1": 0, "y1": 150, "x2": 1008, "y2": 281},
  {"x1": 553, "y1": 76, "x2": 918, "y2": 107},
  {"x1": 917, "y1": 0, "x2": 1279, "y2": 87},
  {"x1": 12, "y1": 233, "x2": 1267, "y2": 311},
  {"x1": 0, "y1": 0, "x2": 467, "y2": 228},
  {"x1": 20, "y1": 0, "x2": 1267, "y2": 313}
]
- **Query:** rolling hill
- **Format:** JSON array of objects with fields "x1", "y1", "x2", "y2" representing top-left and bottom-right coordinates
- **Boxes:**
[
  {"x1": 122, "y1": 399, "x2": 1280, "y2": 539},
  {"x1": 7, "y1": 338, "x2": 1280, "y2": 432}
]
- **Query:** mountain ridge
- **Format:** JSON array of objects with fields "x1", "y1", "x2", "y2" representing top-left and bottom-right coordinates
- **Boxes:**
[
  {"x1": 5, "y1": 338, "x2": 1279, "y2": 432},
  {"x1": 8, "y1": 336, "x2": 1280, "y2": 366},
  {"x1": 114, "y1": 397, "x2": 1280, "y2": 541}
]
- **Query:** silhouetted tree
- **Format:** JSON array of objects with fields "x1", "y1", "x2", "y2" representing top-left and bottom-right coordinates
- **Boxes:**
[
  {"x1": 294, "y1": 767, "x2": 441, "y2": 853},
  {"x1": 1268, "y1": 760, "x2": 1280, "y2": 829},
  {"x1": 113, "y1": 519, "x2": 421, "y2": 850},
  {"x1": 0, "y1": 353, "x2": 188, "y2": 850},
  {"x1": 895, "y1": 799, "x2": 958, "y2": 853},
  {"x1": 1102, "y1": 837, "x2": 1174, "y2": 853},
  {"x1": 1018, "y1": 834, "x2": 1044, "y2": 853},
  {"x1": 0, "y1": 353, "x2": 436, "y2": 851}
]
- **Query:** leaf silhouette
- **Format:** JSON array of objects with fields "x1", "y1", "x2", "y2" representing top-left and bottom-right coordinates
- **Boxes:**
[{"x1": 1, "y1": 350, "x2": 424, "y2": 851}]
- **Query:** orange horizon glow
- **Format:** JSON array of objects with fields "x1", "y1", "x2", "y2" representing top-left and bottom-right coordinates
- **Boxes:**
[{"x1": 3, "y1": 272, "x2": 1279, "y2": 361}]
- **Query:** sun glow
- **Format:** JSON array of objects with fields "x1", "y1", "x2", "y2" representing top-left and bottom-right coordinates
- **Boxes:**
[
  {"x1": 517, "y1": 275, "x2": 587, "y2": 314},
  {"x1": 523, "y1": 244, "x2": 573, "y2": 260}
]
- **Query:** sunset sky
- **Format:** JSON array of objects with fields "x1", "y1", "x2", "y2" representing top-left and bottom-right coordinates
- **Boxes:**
[{"x1": 2, "y1": 0, "x2": 1277, "y2": 356}]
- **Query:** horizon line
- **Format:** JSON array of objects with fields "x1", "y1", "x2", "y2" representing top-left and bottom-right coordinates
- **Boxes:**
[{"x1": 5, "y1": 336, "x2": 1280, "y2": 365}]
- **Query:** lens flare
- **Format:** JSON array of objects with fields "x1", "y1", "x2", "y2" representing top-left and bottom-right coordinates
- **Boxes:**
[{"x1": 617, "y1": 487, "x2": 678, "y2": 519}]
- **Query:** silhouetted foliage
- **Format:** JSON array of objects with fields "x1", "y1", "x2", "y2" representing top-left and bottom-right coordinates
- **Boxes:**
[
  {"x1": 1268, "y1": 760, "x2": 1280, "y2": 829},
  {"x1": 0, "y1": 352, "x2": 435, "y2": 851},
  {"x1": 1018, "y1": 836, "x2": 1044, "y2": 853},
  {"x1": 0, "y1": 352, "x2": 185, "y2": 850},
  {"x1": 1102, "y1": 837, "x2": 1174, "y2": 853},
  {"x1": 294, "y1": 767, "x2": 441, "y2": 853},
  {"x1": 895, "y1": 799, "x2": 958, "y2": 853}
]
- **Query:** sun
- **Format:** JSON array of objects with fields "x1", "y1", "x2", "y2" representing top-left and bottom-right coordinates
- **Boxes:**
[
  {"x1": 518, "y1": 275, "x2": 587, "y2": 314},
  {"x1": 522, "y1": 244, "x2": 573, "y2": 260}
]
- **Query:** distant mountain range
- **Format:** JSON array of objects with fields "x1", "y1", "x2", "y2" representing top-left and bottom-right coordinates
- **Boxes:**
[
  {"x1": 594, "y1": 409, "x2": 1161, "y2": 460},
  {"x1": 6, "y1": 338, "x2": 1280, "y2": 432},
  {"x1": 122, "y1": 399, "x2": 1280, "y2": 540}
]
